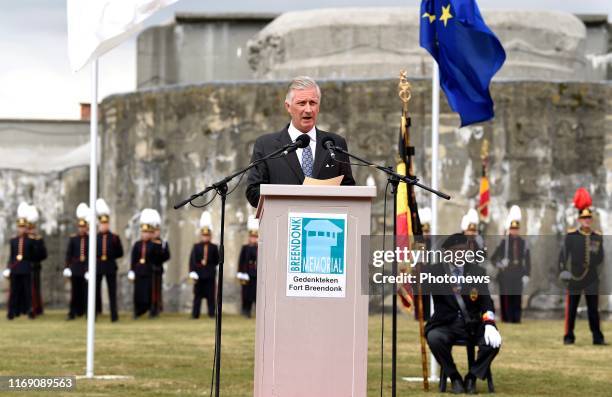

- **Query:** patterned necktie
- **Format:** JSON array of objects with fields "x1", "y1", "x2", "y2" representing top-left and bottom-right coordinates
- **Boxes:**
[
  {"x1": 302, "y1": 144, "x2": 313, "y2": 177},
  {"x1": 452, "y1": 267, "x2": 462, "y2": 295}
]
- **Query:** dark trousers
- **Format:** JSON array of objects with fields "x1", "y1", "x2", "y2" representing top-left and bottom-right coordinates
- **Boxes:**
[
  {"x1": 414, "y1": 293, "x2": 432, "y2": 321},
  {"x1": 500, "y1": 294, "x2": 522, "y2": 323},
  {"x1": 427, "y1": 317, "x2": 499, "y2": 380},
  {"x1": 133, "y1": 276, "x2": 152, "y2": 318},
  {"x1": 69, "y1": 276, "x2": 87, "y2": 317},
  {"x1": 192, "y1": 278, "x2": 215, "y2": 318},
  {"x1": 8, "y1": 274, "x2": 32, "y2": 319},
  {"x1": 150, "y1": 272, "x2": 163, "y2": 316},
  {"x1": 564, "y1": 285, "x2": 604, "y2": 343},
  {"x1": 31, "y1": 268, "x2": 43, "y2": 316},
  {"x1": 96, "y1": 273, "x2": 118, "y2": 321},
  {"x1": 241, "y1": 278, "x2": 256, "y2": 316}
]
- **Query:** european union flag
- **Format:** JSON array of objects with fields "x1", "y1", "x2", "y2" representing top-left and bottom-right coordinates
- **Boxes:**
[{"x1": 420, "y1": 0, "x2": 506, "y2": 127}]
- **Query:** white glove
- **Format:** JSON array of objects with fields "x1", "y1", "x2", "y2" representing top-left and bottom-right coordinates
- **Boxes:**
[
  {"x1": 63, "y1": 268, "x2": 72, "y2": 278},
  {"x1": 497, "y1": 258, "x2": 509, "y2": 269},
  {"x1": 559, "y1": 270, "x2": 572, "y2": 281},
  {"x1": 84, "y1": 272, "x2": 89, "y2": 281},
  {"x1": 484, "y1": 324, "x2": 502, "y2": 349},
  {"x1": 522, "y1": 275, "x2": 530, "y2": 287},
  {"x1": 236, "y1": 272, "x2": 250, "y2": 282},
  {"x1": 127, "y1": 270, "x2": 135, "y2": 282},
  {"x1": 189, "y1": 271, "x2": 199, "y2": 281},
  {"x1": 2, "y1": 268, "x2": 10, "y2": 279}
]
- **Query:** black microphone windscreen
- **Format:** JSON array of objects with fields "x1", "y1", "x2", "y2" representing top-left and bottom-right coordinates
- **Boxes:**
[
  {"x1": 295, "y1": 134, "x2": 311, "y2": 148},
  {"x1": 321, "y1": 136, "x2": 335, "y2": 149}
]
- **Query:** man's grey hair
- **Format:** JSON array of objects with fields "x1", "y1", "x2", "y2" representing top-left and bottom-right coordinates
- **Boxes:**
[{"x1": 285, "y1": 76, "x2": 321, "y2": 103}]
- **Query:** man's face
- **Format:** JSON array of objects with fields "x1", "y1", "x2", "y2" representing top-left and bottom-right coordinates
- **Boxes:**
[
  {"x1": 201, "y1": 234, "x2": 211, "y2": 243},
  {"x1": 464, "y1": 229, "x2": 477, "y2": 236},
  {"x1": 248, "y1": 235, "x2": 258, "y2": 245},
  {"x1": 17, "y1": 226, "x2": 26, "y2": 236},
  {"x1": 509, "y1": 228, "x2": 519, "y2": 236},
  {"x1": 578, "y1": 217, "x2": 592, "y2": 229},
  {"x1": 153, "y1": 229, "x2": 160, "y2": 239},
  {"x1": 285, "y1": 87, "x2": 320, "y2": 133},
  {"x1": 99, "y1": 222, "x2": 110, "y2": 233},
  {"x1": 141, "y1": 231, "x2": 153, "y2": 241},
  {"x1": 78, "y1": 225, "x2": 88, "y2": 235}
]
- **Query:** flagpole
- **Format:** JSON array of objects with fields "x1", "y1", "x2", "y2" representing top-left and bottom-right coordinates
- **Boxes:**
[
  {"x1": 85, "y1": 58, "x2": 99, "y2": 379},
  {"x1": 430, "y1": 60, "x2": 440, "y2": 381}
]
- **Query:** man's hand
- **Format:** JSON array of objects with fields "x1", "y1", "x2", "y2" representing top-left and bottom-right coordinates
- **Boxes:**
[
  {"x1": 189, "y1": 271, "x2": 199, "y2": 281},
  {"x1": 2, "y1": 268, "x2": 10, "y2": 279},
  {"x1": 63, "y1": 268, "x2": 72, "y2": 278},
  {"x1": 484, "y1": 324, "x2": 502, "y2": 348},
  {"x1": 127, "y1": 270, "x2": 135, "y2": 282}
]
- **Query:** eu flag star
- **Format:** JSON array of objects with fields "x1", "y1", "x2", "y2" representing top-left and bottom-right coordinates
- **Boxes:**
[
  {"x1": 440, "y1": 4, "x2": 453, "y2": 27},
  {"x1": 422, "y1": 12, "x2": 436, "y2": 23}
]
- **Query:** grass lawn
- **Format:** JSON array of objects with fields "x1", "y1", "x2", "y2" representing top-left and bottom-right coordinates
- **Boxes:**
[{"x1": 0, "y1": 311, "x2": 610, "y2": 396}]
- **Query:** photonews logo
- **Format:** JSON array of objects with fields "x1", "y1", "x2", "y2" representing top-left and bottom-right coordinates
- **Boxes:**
[{"x1": 287, "y1": 212, "x2": 347, "y2": 298}]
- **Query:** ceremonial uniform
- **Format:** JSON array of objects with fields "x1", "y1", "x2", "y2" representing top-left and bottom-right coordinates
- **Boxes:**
[
  {"x1": 96, "y1": 231, "x2": 123, "y2": 321},
  {"x1": 6, "y1": 234, "x2": 39, "y2": 319},
  {"x1": 65, "y1": 232, "x2": 90, "y2": 318},
  {"x1": 150, "y1": 238, "x2": 170, "y2": 317},
  {"x1": 189, "y1": 241, "x2": 219, "y2": 318},
  {"x1": 559, "y1": 227, "x2": 605, "y2": 344},
  {"x1": 492, "y1": 236, "x2": 530, "y2": 323},
  {"x1": 29, "y1": 231, "x2": 47, "y2": 316},
  {"x1": 424, "y1": 234, "x2": 501, "y2": 393},
  {"x1": 130, "y1": 238, "x2": 164, "y2": 318},
  {"x1": 238, "y1": 244, "x2": 258, "y2": 317}
]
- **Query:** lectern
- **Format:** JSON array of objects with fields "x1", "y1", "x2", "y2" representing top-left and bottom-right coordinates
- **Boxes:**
[{"x1": 254, "y1": 184, "x2": 376, "y2": 397}]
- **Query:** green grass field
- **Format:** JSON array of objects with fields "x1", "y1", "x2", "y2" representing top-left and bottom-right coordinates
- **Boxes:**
[{"x1": 0, "y1": 311, "x2": 610, "y2": 396}]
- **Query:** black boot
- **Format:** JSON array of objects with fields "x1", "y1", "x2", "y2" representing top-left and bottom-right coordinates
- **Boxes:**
[
  {"x1": 464, "y1": 374, "x2": 477, "y2": 394},
  {"x1": 450, "y1": 375, "x2": 465, "y2": 394}
]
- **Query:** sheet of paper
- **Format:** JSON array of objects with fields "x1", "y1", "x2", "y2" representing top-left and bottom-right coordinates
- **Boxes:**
[{"x1": 303, "y1": 175, "x2": 344, "y2": 186}]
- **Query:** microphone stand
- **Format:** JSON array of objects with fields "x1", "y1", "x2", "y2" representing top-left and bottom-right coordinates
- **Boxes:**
[
  {"x1": 174, "y1": 139, "x2": 306, "y2": 397},
  {"x1": 328, "y1": 144, "x2": 449, "y2": 396}
]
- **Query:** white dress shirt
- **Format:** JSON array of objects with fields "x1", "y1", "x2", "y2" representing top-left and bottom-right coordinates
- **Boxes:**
[{"x1": 288, "y1": 122, "x2": 316, "y2": 166}]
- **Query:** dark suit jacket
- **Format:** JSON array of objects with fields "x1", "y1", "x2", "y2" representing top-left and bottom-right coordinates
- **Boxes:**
[
  {"x1": 424, "y1": 262, "x2": 496, "y2": 339},
  {"x1": 245, "y1": 125, "x2": 356, "y2": 207}
]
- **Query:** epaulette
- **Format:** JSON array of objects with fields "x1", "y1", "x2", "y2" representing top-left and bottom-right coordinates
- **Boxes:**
[
  {"x1": 152, "y1": 239, "x2": 162, "y2": 245},
  {"x1": 567, "y1": 228, "x2": 577, "y2": 233},
  {"x1": 70, "y1": 233, "x2": 77, "y2": 238},
  {"x1": 593, "y1": 230, "x2": 602, "y2": 236},
  {"x1": 28, "y1": 233, "x2": 42, "y2": 240}
]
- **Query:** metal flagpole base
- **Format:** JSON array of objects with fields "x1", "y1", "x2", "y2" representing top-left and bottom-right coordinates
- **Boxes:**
[
  {"x1": 76, "y1": 375, "x2": 135, "y2": 380},
  {"x1": 401, "y1": 376, "x2": 440, "y2": 382}
]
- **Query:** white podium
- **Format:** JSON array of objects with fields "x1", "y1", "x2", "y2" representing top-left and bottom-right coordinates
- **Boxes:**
[{"x1": 254, "y1": 184, "x2": 376, "y2": 397}]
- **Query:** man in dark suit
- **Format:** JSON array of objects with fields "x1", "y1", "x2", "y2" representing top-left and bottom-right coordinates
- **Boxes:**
[
  {"x1": 424, "y1": 233, "x2": 501, "y2": 394},
  {"x1": 246, "y1": 76, "x2": 355, "y2": 208},
  {"x1": 188, "y1": 212, "x2": 220, "y2": 319}
]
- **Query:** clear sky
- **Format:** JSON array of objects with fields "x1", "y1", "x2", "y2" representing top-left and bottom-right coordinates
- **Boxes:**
[{"x1": 1, "y1": 0, "x2": 610, "y2": 119}]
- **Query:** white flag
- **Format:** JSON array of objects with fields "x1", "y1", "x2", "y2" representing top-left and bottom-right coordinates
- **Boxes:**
[{"x1": 67, "y1": 0, "x2": 179, "y2": 72}]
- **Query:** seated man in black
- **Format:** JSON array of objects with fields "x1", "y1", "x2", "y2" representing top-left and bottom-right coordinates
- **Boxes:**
[
  {"x1": 425, "y1": 233, "x2": 501, "y2": 394},
  {"x1": 245, "y1": 76, "x2": 355, "y2": 208}
]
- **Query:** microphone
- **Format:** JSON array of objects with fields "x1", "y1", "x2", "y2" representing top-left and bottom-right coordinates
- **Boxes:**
[
  {"x1": 321, "y1": 136, "x2": 336, "y2": 159},
  {"x1": 284, "y1": 134, "x2": 311, "y2": 155}
]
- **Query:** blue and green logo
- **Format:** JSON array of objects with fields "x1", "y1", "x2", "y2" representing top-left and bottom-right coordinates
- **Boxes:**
[{"x1": 288, "y1": 214, "x2": 346, "y2": 275}]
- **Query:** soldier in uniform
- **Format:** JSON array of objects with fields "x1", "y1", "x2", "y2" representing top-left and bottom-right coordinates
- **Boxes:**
[
  {"x1": 26, "y1": 204, "x2": 47, "y2": 317},
  {"x1": 95, "y1": 199, "x2": 124, "y2": 322},
  {"x1": 236, "y1": 216, "x2": 259, "y2": 318},
  {"x1": 559, "y1": 188, "x2": 606, "y2": 345},
  {"x1": 64, "y1": 203, "x2": 91, "y2": 320},
  {"x1": 492, "y1": 205, "x2": 531, "y2": 323},
  {"x1": 188, "y1": 211, "x2": 219, "y2": 319},
  {"x1": 4, "y1": 203, "x2": 41, "y2": 320},
  {"x1": 150, "y1": 210, "x2": 170, "y2": 318},
  {"x1": 129, "y1": 209, "x2": 164, "y2": 319},
  {"x1": 461, "y1": 208, "x2": 486, "y2": 256},
  {"x1": 425, "y1": 233, "x2": 502, "y2": 394}
]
